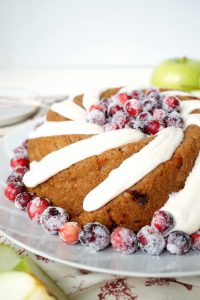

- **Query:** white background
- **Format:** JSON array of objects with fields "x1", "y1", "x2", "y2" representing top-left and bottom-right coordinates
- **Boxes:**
[{"x1": 0, "y1": 0, "x2": 199, "y2": 67}]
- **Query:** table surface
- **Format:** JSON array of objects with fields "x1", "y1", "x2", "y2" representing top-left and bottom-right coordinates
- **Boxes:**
[{"x1": 1, "y1": 68, "x2": 200, "y2": 299}]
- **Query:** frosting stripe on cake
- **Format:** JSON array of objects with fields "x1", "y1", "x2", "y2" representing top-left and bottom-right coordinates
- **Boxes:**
[
  {"x1": 161, "y1": 151, "x2": 200, "y2": 234},
  {"x1": 23, "y1": 129, "x2": 145, "y2": 188},
  {"x1": 184, "y1": 114, "x2": 200, "y2": 128},
  {"x1": 29, "y1": 121, "x2": 104, "y2": 138},
  {"x1": 83, "y1": 127, "x2": 184, "y2": 212},
  {"x1": 180, "y1": 100, "x2": 200, "y2": 116},
  {"x1": 51, "y1": 97, "x2": 87, "y2": 121}
]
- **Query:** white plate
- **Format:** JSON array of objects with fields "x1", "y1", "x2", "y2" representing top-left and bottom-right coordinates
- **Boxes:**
[
  {"x1": 0, "y1": 88, "x2": 40, "y2": 127},
  {"x1": 1, "y1": 120, "x2": 200, "y2": 278}
]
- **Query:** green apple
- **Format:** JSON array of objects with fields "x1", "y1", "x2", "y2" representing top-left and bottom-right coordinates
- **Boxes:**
[
  {"x1": 151, "y1": 57, "x2": 200, "y2": 91},
  {"x1": 0, "y1": 271, "x2": 55, "y2": 300},
  {"x1": 0, "y1": 244, "x2": 68, "y2": 300}
]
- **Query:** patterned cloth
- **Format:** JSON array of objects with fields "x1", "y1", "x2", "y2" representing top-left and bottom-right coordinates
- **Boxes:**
[{"x1": 1, "y1": 233, "x2": 200, "y2": 300}]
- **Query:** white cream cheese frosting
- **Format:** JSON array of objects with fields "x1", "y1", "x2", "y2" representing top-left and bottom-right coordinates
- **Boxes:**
[
  {"x1": 29, "y1": 121, "x2": 104, "y2": 139},
  {"x1": 180, "y1": 100, "x2": 200, "y2": 116},
  {"x1": 162, "y1": 151, "x2": 200, "y2": 235},
  {"x1": 23, "y1": 129, "x2": 145, "y2": 188},
  {"x1": 83, "y1": 127, "x2": 184, "y2": 212}
]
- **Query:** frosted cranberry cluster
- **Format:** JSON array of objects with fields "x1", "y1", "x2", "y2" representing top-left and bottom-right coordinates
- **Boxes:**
[
  {"x1": 86, "y1": 88, "x2": 184, "y2": 135},
  {"x1": 4, "y1": 138, "x2": 200, "y2": 256}
]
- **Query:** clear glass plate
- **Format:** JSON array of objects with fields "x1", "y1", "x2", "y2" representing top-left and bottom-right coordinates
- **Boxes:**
[{"x1": 1, "y1": 119, "x2": 200, "y2": 278}]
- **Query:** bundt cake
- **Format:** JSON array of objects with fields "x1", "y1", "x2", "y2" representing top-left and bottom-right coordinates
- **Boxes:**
[{"x1": 22, "y1": 87, "x2": 200, "y2": 235}]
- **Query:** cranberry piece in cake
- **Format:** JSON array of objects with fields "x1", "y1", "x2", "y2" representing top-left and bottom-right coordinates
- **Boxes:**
[
  {"x1": 144, "y1": 119, "x2": 162, "y2": 135},
  {"x1": 163, "y1": 95, "x2": 180, "y2": 112},
  {"x1": 27, "y1": 197, "x2": 50, "y2": 223},
  {"x1": 79, "y1": 222, "x2": 110, "y2": 251},
  {"x1": 108, "y1": 103, "x2": 124, "y2": 117},
  {"x1": 86, "y1": 109, "x2": 106, "y2": 126},
  {"x1": 117, "y1": 93, "x2": 131, "y2": 104},
  {"x1": 111, "y1": 227, "x2": 138, "y2": 254},
  {"x1": 59, "y1": 222, "x2": 81, "y2": 244},
  {"x1": 137, "y1": 225, "x2": 166, "y2": 255},
  {"x1": 191, "y1": 231, "x2": 200, "y2": 251},
  {"x1": 164, "y1": 112, "x2": 184, "y2": 129},
  {"x1": 4, "y1": 182, "x2": 26, "y2": 202},
  {"x1": 124, "y1": 99, "x2": 142, "y2": 117},
  {"x1": 15, "y1": 192, "x2": 34, "y2": 210},
  {"x1": 40, "y1": 206, "x2": 69, "y2": 234},
  {"x1": 166, "y1": 231, "x2": 191, "y2": 254},
  {"x1": 10, "y1": 157, "x2": 29, "y2": 169},
  {"x1": 151, "y1": 210, "x2": 174, "y2": 234}
]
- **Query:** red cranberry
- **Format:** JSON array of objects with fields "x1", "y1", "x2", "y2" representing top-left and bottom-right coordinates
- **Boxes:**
[
  {"x1": 40, "y1": 206, "x2": 69, "y2": 234},
  {"x1": 117, "y1": 93, "x2": 131, "y2": 104},
  {"x1": 59, "y1": 222, "x2": 81, "y2": 244},
  {"x1": 131, "y1": 89, "x2": 144, "y2": 100},
  {"x1": 6, "y1": 173, "x2": 23, "y2": 184},
  {"x1": 164, "y1": 112, "x2": 184, "y2": 129},
  {"x1": 153, "y1": 108, "x2": 167, "y2": 121},
  {"x1": 86, "y1": 109, "x2": 106, "y2": 126},
  {"x1": 112, "y1": 112, "x2": 130, "y2": 128},
  {"x1": 104, "y1": 122, "x2": 120, "y2": 131},
  {"x1": 27, "y1": 197, "x2": 50, "y2": 223},
  {"x1": 14, "y1": 166, "x2": 28, "y2": 175},
  {"x1": 13, "y1": 145, "x2": 27, "y2": 157},
  {"x1": 142, "y1": 99, "x2": 157, "y2": 112},
  {"x1": 4, "y1": 182, "x2": 26, "y2": 202},
  {"x1": 151, "y1": 210, "x2": 174, "y2": 234},
  {"x1": 89, "y1": 104, "x2": 104, "y2": 112},
  {"x1": 126, "y1": 120, "x2": 144, "y2": 132},
  {"x1": 137, "y1": 112, "x2": 152, "y2": 123},
  {"x1": 111, "y1": 227, "x2": 138, "y2": 254},
  {"x1": 166, "y1": 231, "x2": 191, "y2": 255},
  {"x1": 124, "y1": 99, "x2": 142, "y2": 117},
  {"x1": 108, "y1": 103, "x2": 124, "y2": 117},
  {"x1": 100, "y1": 98, "x2": 113, "y2": 111},
  {"x1": 145, "y1": 88, "x2": 160, "y2": 97},
  {"x1": 15, "y1": 192, "x2": 34, "y2": 210},
  {"x1": 144, "y1": 119, "x2": 162, "y2": 135},
  {"x1": 191, "y1": 231, "x2": 200, "y2": 251},
  {"x1": 79, "y1": 222, "x2": 110, "y2": 251},
  {"x1": 163, "y1": 96, "x2": 180, "y2": 112},
  {"x1": 137, "y1": 225, "x2": 166, "y2": 255},
  {"x1": 10, "y1": 157, "x2": 29, "y2": 169}
]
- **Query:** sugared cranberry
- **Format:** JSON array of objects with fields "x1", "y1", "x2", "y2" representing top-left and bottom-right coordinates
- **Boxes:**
[
  {"x1": 137, "y1": 225, "x2": 166, "y2": 255},
  {"x1": 22, "y1": 139, "x2": 28, "y2": 149},
  {"x1": 27, "y1": 197, "x2": 50, "y2": 223},
  {"x1": 163, "y1": 95, "x2": 180, "y2": 112},
  {"x1": 166, "y1": 231, "x2": 191, "y2": 255},
  {"x1": 6, "y1": 173, "x2": 23, "y2": 184},
  {"x1": 144, "y1": 119, "x2": 162, "y2": 135},
  {"x1": 142, "y1": 99, "x2": 157, "y2": 112},
  {"x1": 40, "y1": 206, "x2": 69, "y2": 234},
  {"x1": 86, "y1": 109, "x2": 106, "y2": 126},
  {"x1": 10, "y1": 157, "x2": 29, "y2": 169},
  {"x1": 117, "y1": 93, "x2": 131, "y2": 104},
  {"x1": 59, "y1": 222, "x2": 81, "y2": 244},
  {"x1": 131, "y1": 89, "x2": 143, "y2": 100},
  {"x1": 137, "y1": 112, "x2": 152, "y2": 123},
  {"x1": 13, "y1": 145, "x2": 27, "y2": 157},
  {"x1": 145, "y1": 88, "x2": 160, "y2": 97},
  {"x1": 153, "y1": 108, "x2": 167, "y2": 121},
  {"x1": 89, "y1": 104, "x2": 104, "y2": 112},
  {"x1": 4, "y1": 182, "x2": 26, "y2": 202},
  {"x1": 124, "y1": 99, "x2": 142, "y2": 117},
  {"x1": 79, "y1": 222, "x2": 110, "y2": 251},
  {"x1": 151, "y1": 210, "x2": 174, "y2": 234},
  {"x1": 104, "y1": 122, "x2": 120, "y2": 131},
  {"x1": 191, "y1": 231, "x2": 200, "y2": 251},
  {"x1": 164, "y1": 112, "x2": 184, "y2": 129},
  {"x1": 15, "y1": 192, "x2": 34, "y2": 210},
  {"x1": 100, "y1": 98, "x2": 113, "y2": 111},
  {"x1": 112, "y1": 112, "x2": 130, "y2": 128},
  {"x1": 14, "y1": 166, "x2": 28, "y2": 175},
  {"x1": 126, "y1": 120, "x2": 144, "y2": 132},
  {"x1": 111, "y1": 227, "x2": 138, "y2": 254},
  {"x1": 108, "y1": 103, "x2": 124, "y2": 117}
]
